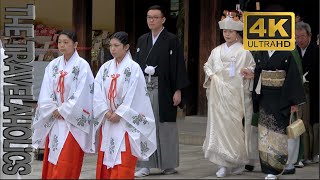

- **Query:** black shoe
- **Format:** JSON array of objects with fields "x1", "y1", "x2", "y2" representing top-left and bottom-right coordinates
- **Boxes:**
[
  {"x1": 245, "y1": 165, "x2": 254, "y2": 171},
  {"x1": 283, "y1": 168, "x2": 295, "y2": 175}
]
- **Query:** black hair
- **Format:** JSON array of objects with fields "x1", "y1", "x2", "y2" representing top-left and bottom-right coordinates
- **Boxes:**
[
  {"x1": 148, "y1": 5, "x2": 166, "y2": 17},
  {"x1": 59, "y1": 30, "x2": 77, "y2": 43},
  {"x1": 237, "y1": 31, "x2": 243, "y2": 38},
  {"x1": 111, "y1": 31, "x2": 129, "y2": 45}
]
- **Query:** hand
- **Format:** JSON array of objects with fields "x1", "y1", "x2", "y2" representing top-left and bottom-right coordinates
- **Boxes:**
[
  {"x1": 291, "y1": 105, "x2": 298, "y2": 113},
  {"x1": 173, "y1": 90, "x2": 181, "y2": 106},
  {"x1": 108, "y1": 113, "x2": 121, "y2": 123},
  {"x1": 104, "y1": 110, "x2": 112, "y2": 120},
  {"x1": 53, "y1": 109, "x2": 64, "y2": 120},
  {"x1": 240, "y1": 68, "x2": 254, "y2": 79}
]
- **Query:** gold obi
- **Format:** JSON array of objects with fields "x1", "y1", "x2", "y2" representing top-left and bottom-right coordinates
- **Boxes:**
[{"x1": 261, "y1": 70, "x2": 286, "y2": 87}]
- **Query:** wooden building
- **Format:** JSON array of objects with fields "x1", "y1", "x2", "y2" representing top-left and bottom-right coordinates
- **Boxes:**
[{"x1": 109, "y1": 0, "x2": 319, "y2": 116}]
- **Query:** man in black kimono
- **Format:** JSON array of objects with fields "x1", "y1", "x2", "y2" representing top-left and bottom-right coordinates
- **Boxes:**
[
  {"x1": 134, "y1": 5, "x2": 189, "y2": 177},
  {"x1": 296, "y1": 21, "x2": 319, "y2": 165},
  {"x1": 310, "y1": 42, "x2": 319, "y2": 163},
  {"x1": 252, "y1": 50, "x2": 306, "y2": 178}
]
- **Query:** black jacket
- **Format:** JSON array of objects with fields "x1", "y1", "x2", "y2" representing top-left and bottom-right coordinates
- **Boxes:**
[{"x1": 135, "y1": 29, "x2": 190, "y2": 122}]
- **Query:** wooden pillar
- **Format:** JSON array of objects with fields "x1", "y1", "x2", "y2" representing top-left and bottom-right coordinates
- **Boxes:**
[
  {"x1": 72, "y1": 0, "x2": 92, "y2": 63},
  {"x1": 197, "y1": 0, "x2": 220, "y2": 115},
  {"x1": 115, "y1": 0, "x2": 136, "y2": 53},
  {"x1": 115, "y1": 0, "x2": 126, "y2": 31},
  {"x1": 183, "y1": 0, "x2": 189, "y2": 67}
]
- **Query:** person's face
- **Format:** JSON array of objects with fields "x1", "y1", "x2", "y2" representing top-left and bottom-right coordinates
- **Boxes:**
[
  {"x1": 223, "y1": 30, "x2": 238, "y2": 44},
  {"x1": 58, "y1": 34, "x2": 77, "y2": 56},
  {"x1": 146, "y1": 9, "x2": 166, "y2": 31},
  {"x1": 109, "y1": 38, "x2": 129, "y2": 61},
  {"x1": 295, "y1": 29, "x2": 311, "y2": 49}
]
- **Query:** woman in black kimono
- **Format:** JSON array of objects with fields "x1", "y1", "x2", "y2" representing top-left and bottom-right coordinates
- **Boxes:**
[{"x1": 252, "y1": 50, "x2": 305, "y2": 178}]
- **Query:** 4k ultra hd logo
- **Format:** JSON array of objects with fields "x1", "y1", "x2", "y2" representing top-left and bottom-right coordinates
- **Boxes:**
[{"x1": 243, "y1": 12, "x2": 295, "y2": 50}]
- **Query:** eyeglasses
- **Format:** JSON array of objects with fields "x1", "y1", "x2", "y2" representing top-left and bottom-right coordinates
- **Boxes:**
[
  {"x1": 146, "y1": 16, "x2": 163, "y2": 21},
  {"x1": 295, "y1": 35, "x2": 309, "y2": 40}
]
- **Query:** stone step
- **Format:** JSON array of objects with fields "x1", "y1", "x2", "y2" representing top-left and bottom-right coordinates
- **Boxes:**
[{"x1": 177, "y1": 115, "x2": 207, "y2": 145}]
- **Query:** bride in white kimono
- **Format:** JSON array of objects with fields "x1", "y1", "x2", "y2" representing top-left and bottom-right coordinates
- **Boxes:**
[
  {"x1": 93, "y1": 31, "x2": 156, "y2": 179},
  {"x1": 203, "y1": 15, "x2": 257, "y2": 178},
  {"x1": 32, "y1": 31, "x2": 95, "y2": 179}
]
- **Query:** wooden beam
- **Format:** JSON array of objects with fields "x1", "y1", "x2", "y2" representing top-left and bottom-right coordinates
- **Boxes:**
[
  {"x1": 72, "y1": 0, "x2": 92, "y2": 64},
  {"x1": 197, "y1": 0, "x2": 220, "y2": 115},
  {"x1": 115, "y1": 0, "x2": 136, "y2": 53}
]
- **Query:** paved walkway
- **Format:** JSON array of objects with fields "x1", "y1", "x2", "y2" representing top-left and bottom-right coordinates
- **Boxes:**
[{"x1": 23, "y1": 144, "x2": 318, "y2": 179}]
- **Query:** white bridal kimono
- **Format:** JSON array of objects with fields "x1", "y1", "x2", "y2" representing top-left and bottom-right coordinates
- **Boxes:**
[
  {"x1": 32, "y1": 51, "x2": 95, "y2": 165},
  {"x1": 93, "y1": 52, "x2": 157, "y2": 169},
  {"x1": 203, "y1": 42, "x2": 257, "y2": 167}
]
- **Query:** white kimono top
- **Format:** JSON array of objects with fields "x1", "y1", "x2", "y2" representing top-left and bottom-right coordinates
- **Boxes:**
[
  {"x1": 32, "y1": 51, "x2": 96, "y2": 165},
  {"x1": 93, "y1": 52, "x2": 157, "y2": 169},
  {"x1": 203, "y1": 42, "x2": 258, "y2": 167}
]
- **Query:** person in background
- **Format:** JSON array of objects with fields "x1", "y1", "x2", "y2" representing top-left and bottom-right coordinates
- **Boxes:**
[
  {"x1": 93, "y1": 31, "x2": 157, "y2": 179},
  {"x1": 310, "y1": 34, "x2": 319, "y2": 163},
  {"x1": 98, "y1": 37, "x2": 113, "y2": 67},
  {"x1": 252, "y1": 47, "x2": 306, "y2": 179},
  {"x1": 32, "y1": 30, "x2": 96, "y2": 179},
  {"x1": 134, "y1": 5, "x2": 190, "y2": 177},
  {"x1": 295, "y1": 13, "x2": 304, "y2": 23},
  {"x1": 295, "y1": 21, "x2": 319, "y2": 166}
]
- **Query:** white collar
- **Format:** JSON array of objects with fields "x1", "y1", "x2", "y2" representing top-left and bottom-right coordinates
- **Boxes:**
[
  {"x1": 223, "y1": 42, "x2": 240, "y2": 53},
  {"x1": 112, "y1": 51, "x2": 132, "y2": 68},
  {"x1": 62, "y1": 50, "x2": 78, "y2": 67},
  {"x1": 152, "y1": 27, "x2": 164, "y2": 45},
  {"x1": 300, "y1": 41, "x2": 310, "y2": 57},
  {"x1": 268, "y1": 50, "x2": 275, "y2": 57}
]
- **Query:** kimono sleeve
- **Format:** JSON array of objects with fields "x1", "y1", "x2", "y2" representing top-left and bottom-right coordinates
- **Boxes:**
[
  {"x1": 244, "y1": 50, "x2": 256, "y2": 72},
  {"x1": 115, "y1": 64, "x2": 155, "y2": 137},
  {"x1": 242, "y1": 50, "x2": 256, "y2": 91},
  {"x1": 32, "y1": 63, "x2": 58, "y2": 129},
  {"x1": 93, "y1": 64, "x2": 110, "y2": 129},
  {"x1": 203, "y1": 49, "x2": 215, "y2": 88},
  {"x1": 114, "y1": 63, "x2": 156, "y2": 159},
  {"x1": 280, "y1": 54, "x2": 306, "y2": 112},
  {"x1": 32, "y1": 63, "x2": 58, "y2": 149},
  {"x1": 169, "y1": 37, "x2": 190, "y2": 108},
  {"x1": 169, "y1": 37, "x2": 189, "y2": 91},
  {"x1": 252, "y1": 52, "x2": 263, "y2": 113}
]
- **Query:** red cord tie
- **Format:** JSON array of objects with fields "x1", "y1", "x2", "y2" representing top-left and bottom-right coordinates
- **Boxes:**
[
  {"x1": 107, "y1": 74, "x2": 120, "y2": 111},
  {"x1": 56, "y1": 70, "x2": 68, "y2": 103}
]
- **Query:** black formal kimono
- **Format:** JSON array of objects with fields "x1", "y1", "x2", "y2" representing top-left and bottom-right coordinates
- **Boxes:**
[
  {"x1": 134, "y1": 28, "x2": 189, "y2": 170},
  {"x1": 252, "y1": 51, "x2": 305, "y2": 175},
  {"x1": 297, "y1": 42, "x2": 316, "y2": 81},
  {"x1": 135, "y1": 28, "x2": 189, "y2": 122},
  {"x1": 310, "y1": 47, "x2": 319, "y2": 126},
  {"x1": 297, "y1": 43, "x2": 319, "y2": 125}
]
